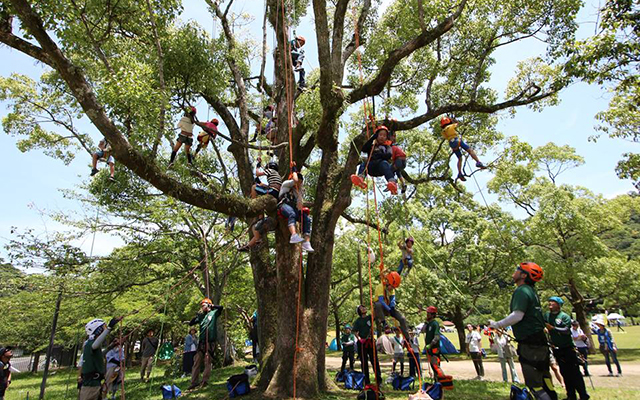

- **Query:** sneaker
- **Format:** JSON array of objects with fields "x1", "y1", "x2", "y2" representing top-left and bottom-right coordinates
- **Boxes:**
[
  {"x1": 386, "y1": 181, "x2": 398, "y2": 195},
  {"x1": 350, "y1": 174, "x2": 367, "y2": 189},
  {"x1": 401, "y1": 182, "x2": 407, "y2": 194},
  {"x1": 108, "y1": 176, "x2": 116, "y2": 182},
  {"x1": 90, "y1": 168, "x2": 99, "y2": 176},
  {"x1": 167, "y1": 161, "x2": 174, "y2": 169},
  {"x1": 457, "y1": 173, "x2": 467, "y2": 182},
  {"x1": 608, "y1": 372, "x2": 614, "y2": 376},
  {"x1": 290, "y1": 233, "x2": 304, "y2": 244},
  {"x1": 301, "y1": 241, "x2": 314, "y2": 252},
  {"x1": 476, "y1": 161, "x2": 487, "y2": 169}
]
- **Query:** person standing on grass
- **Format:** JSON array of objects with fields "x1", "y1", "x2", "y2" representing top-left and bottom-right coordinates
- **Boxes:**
[
  {"x1": 183, "y1": 328, "x2": 198, "y2": 377},
  {"x1": 407, "y1": 328, "x2": 422, "y2": 378},
  {"x1": 466, "y1": 324, "x2": 484, "y2": 380},
  {"x1": 80, "y1": 317, "x2": 122, "y2": 400},
  {"x1": 104, "y1": 339, "x2": 124, "y2": 400},
  {"x1": 496, "y1": 330, "x2": 520, "y2": 383},
  {"x1": 352, "y1": 305, "x2": 382, "y2": 386},
  {"x1": 391, "y1": 327, "x2": 405, "y2": 376},
  {"x1": 340, "y1": 324, "x2": 356, "y2": 373},
  {"x1": 544, "y1": 297, "x2": 589, "y2": 400},
  {"x1": 489, "y1": 262, "x2": 557, "y2": 400},
  {"x1": 189, "y1": 298, "x2": 224, "y2": 390},
  {"x1": 594, "y1": 318, "x2": 622, "y2": 377},
  {"x1": 140, "y1": 329, "x2": 159, "y2": 382},
  {"x1": 570, "y1": 321, "x2": 589, "y2": 377},
  {"x1": 0, "y1": 347, "x2": 13, "y2": 400}
]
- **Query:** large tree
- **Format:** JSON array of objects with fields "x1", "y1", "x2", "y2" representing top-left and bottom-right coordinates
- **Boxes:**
[{"x1": 1, "y1": 0, "x2": 582, "y2": 396}]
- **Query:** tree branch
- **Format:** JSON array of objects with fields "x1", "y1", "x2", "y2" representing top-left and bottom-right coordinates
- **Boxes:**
[{"x1": 341, "y1": 212, "x2": 388, "y2": 234}]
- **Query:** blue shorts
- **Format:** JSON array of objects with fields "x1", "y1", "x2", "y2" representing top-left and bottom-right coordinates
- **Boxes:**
[
  {"x1": 96, "y1": 150, "x2": 115, "y2": 164},
  {"x1": 449, "y1": 138, "x2": 470, "y2": 158}
]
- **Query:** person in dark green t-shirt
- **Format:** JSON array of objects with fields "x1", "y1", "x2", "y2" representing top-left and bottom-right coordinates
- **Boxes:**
[
  {"x1": 489, "y1": 262, "x2": 557, "y2": 400},
  {"x1": 340, "y1": 324, "x2": 356, "y2": 372},
  {"x1": 352, "y1": 305, "x2": 381, "y2": 385},
  {"x1": 79, "y1": 316, "x2": 122, "y2": 400},
  {"x1": 422, "y1": 306, "x2": 446, "y2": 381},
  {"x1": 188, "y1": 298, "x2": 223, "y2": 390},
  {"x1": 544, "y1": 296, "x2": 589, "y2": 400}
]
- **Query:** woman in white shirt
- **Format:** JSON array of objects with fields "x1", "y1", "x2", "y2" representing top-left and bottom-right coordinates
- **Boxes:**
[{"x1": 465, "y1": 324, "x2": 484, "y2": 380}]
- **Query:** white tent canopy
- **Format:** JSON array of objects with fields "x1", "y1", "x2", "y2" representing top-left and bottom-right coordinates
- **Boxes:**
[{"x1": 607, "y1": 313, "x2": 625, "y2": 320}]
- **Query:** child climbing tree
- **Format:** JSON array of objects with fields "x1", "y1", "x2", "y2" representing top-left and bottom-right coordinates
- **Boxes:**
[{"x1": 0, "y1": 0, "x2": 582, "y2": 397}]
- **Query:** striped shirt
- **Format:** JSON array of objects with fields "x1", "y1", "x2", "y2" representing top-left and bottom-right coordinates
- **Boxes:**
[{"x1": 264, "y1": 168, "x2": 282, "y2": 191}]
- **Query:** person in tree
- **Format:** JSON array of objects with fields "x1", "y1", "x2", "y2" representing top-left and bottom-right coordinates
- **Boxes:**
[
  {"x1": 422, "y1": 306, "x2": 445, "y2": 382},
  {"x1": 90, "y1": 138, "x2": 115, "y2": 181},
  {"x1": 544, "y1": 296, "x2": 589, "y2": 400},
  {"x1": 351, "y1": 125, "x2": 399, "y2": 195},
  {"x1": 489, "y1": 262, "x2": 558, "y2": 400},
  {"x1": 251, "y1": 158, "x2": 282, "y2": 200},
  {"x1": 0, "y1": 347, "x2": 13, "y2": 400},
  {"x1": 373, "y1": 271, "x2": 410, "y2": 343},
  {"x1": 104, "y1": 339, "x2": 124, "y2": 400},
  {"x1": 278, "y1": 165, "x2": 314, "y2": 252},
  {"x1": 139, "y1": 329, "x2": 158, "y2": 382},
  {"x1": 290, "y1": 36, "x2": 306, "y2": 90},
  {"x1": 340, "y1": 324, "x2": 356, "y2": 373},
  {"x1": 397, "y1": 237, "x2": 414, "y2": 276},
  {"x1": 391, "y1": 327, "x2": 405, "y2": 376},
  {"x1": 439, "y1": 116, "x2": 486, "y2": 182},
  {"x1": 594, "y1": 318, "x2": 622, "y2": 377},
  {"x1": 169, "y1": 106, "x2": 197, "y2": 167},
  {"x1": 407, "y1": 327, "x2": 422, "y2": 378},
  {"x1": 79, "y1": 316, "x2": 122, "y2": 400},
  {"x1": 250, "y1": 105, "x2": 275, "y2": 143},
  {"x1": 570, "y1": 320, "x2": 589, "y2": 377},
  {"x1": 188, "y1": 298, "x2": 224, "y2": 390},
  {"x1": 194, "y1": 118, "x2": 219, "y2": 157},
  {"x1": 387, "y1": 130, "x2": 407, "y2": 194},
  {"x1": 238, "y1": 216, "x2": 277, "y2": 252},
  {"x1": 353, "y1": 305, "x2": 382, "y2": 386}
]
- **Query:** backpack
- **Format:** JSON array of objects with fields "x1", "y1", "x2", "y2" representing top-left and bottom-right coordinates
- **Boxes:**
[
  {"x1": 510, "y1": 385, "x2": 535, "y2": 400},
  {"x1": 345, "y1": 371, "x2": 365, "y2": 390},
  {"x1": 161, "y1": 384, "x2": 182, "y2": 399},
  {"x1": 392, "y1": 375, "x2": 415, "y2": 391},
  {"x1": 335, "y1": 369, "x2": 347, "y2": 383},
  {"x1": 227, "y1": 373, "x2": 250, "y2": 398},
  {"x1": 439, "y1": 335, "x2": 459, "y2": 355},
  {"x1": 421, "y1": 382, "x2": 443, "y2": 400},
  {"x1": 357, "y1": 384, "x2": 386, "y2": 400}
]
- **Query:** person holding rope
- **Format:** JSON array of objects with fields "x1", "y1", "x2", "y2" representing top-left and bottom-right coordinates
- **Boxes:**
[
  {"x1": 351, "y1": 125, "x2": 399, "y2": 195},
  {"x1": 168, "y1": 106, "x2": 197, "y2": 167},
  {"x1": 193, "y1": 118, "x2": 219, "y2": 157},
  {"x1": 90, "y1": 138, "x2": 115, "y2": 181},
  {"x1": 277, "y1": 165, "x2": 314, "y2": 252},
  {"x1": 251, "y1": 157, "x2": 282, "y2": 200},
  {"x1": 544, "y1": 296, "x2": 589, "y2": 400},
  {"x1": 290, "y1": 35, "x2": 306, "y2": 90},
  {"x1": 373, "y1": 271, "x2": 411, "y2": 343},
  {"x1": 387, "y1": 129, "x2": 408, "y2": 194},
  {"x1": 439, "y1": 116, "x2": 486, "y2": 182},
  {"x1": 489, "y1": 262, "x2": 558, "y2": 400},
  {"x1": 79, "y1": 316, "x2": 122, "y2": 400},
  {"x1": 188, "y1": 298, "x2": 224, "y2": 390},
  {"x1": 352, "y1": 305, "x2": 382, "y2": 386},
  {"x1": 397, "y1": 237, "x2": 414, "y2": 276},
  {"x1": 422, "y1": 306, "x2": 447, "y2": 382}
]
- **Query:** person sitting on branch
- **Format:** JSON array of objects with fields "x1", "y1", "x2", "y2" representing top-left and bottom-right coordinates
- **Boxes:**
[
  {"x1": 90, "y1": 138, "x2": 115, "y2": 181},
  {"x1": 439, "y1": 116, "x2": 486, "y2": 182},
  {"x1": 387, "y1": 129, "x2": 407, "y2": 194},
  {"x1": 194, "y1": 118, "x2": 219, "y2": 157},
  {"x1": 277, "y1": 164, "x2": 314, "y2": 252},
  {"x1": 351, "y1": 125, "x2": 399, "y2": 195},
  {"x1": 169, "y1": 106, "x2": 197, "y2": 167},
  {"x1": 290, "y1": 36, "x2": 306, "y2": 90},
  {"x1": 238, "y1": 216, "x2": 277, "y2": 252},
  {"x1": 397, "y1": 237, "x2": 414, "y2": 276},
  {"x1": 373, "y1": 271, "x2": 410, "y2": 342},
  {"x1": 250, "y1": 105, "x2": 276, "y2": 143},
  {"x1": 251, "y1": 157, "x2": 282, "y2": 200}
]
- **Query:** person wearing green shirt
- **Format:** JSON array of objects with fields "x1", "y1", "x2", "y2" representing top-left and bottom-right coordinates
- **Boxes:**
[
  {"x1": 544, "y1": 297, "x2": 589, "y2": 400},
  {"x1": 79, "y1": 316, "x2": 122, "y2": 400},
  {"x1": 422, "y1": 306, "x2": 445, "y2": 381},
  {"x1": 188, "y1": 298, "x2": 224, "y2": 390},
  {"x1": 489, "y1": 262, "x2": 557, "y2": 400},
  {"x1": 340, "y1": 324, "x2": 356, "y2": 372},
  {"x1": 352, "y1": 305, "x2": 381, "y2": 385}
]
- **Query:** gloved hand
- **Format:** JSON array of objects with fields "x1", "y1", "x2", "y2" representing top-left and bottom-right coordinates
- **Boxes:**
[
  {"x1": 488, "y1": 320, "x2": 500, "y2": 330},
  {"x1": 108, "y1": 316, "x2": 123, "y2": 329},
  {"x1": 389, "y1": 296, "x2": 397, "y2": 309}
]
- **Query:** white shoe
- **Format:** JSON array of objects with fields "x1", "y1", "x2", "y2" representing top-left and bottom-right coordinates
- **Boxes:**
[
  {"x1": 302, "y1": 242, "x2": 314, "y2": 252},
  {"x1": 290, "y1": 233, "x2": 304, "y2": 244}
]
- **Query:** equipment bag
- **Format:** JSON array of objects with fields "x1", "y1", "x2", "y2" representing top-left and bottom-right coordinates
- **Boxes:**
[
  {"x1": 439, "y1": 335, "x2": 459, "y2": 354},
  {"x1": 421, "y1": 382, "x2": 443, "y2": 400},
  {"x1": 226, "y1": 373, "x2": 250, "y2": 398},
  {"x1": 335, "y1": 369, "x2": 347, "y2": 383},
  {"x1": 161, "y1": 384, "x2": 182, "y2": 399},
  {"x1": 345, "y1": 370, "x2": 365, "y2": 390},
  {"x1": 357, "y1": 384, "x2": 386, "y2": 400},
  {"x1": 510, "y1": 385, "x2": 535, "y2": 400},
  {"x1": 391, "y1": 375, "x2": 415, "y2": 391}
]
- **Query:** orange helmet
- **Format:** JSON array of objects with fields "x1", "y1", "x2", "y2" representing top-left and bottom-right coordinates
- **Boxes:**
[
  {"x1": 518, "y1": 262, "x2": 543, "y2": 282},
  {"x1": 376, "y1": 125, "x2": 389, "y2": 135},
  {"x1": 386, "y1": 271, "x2": 401, "y2": 288},
  {"x1": 440, "y1": 117, "x2": 452, "y2": 128},
  {"x1": 211, "y1": 118, "x2": 219, "y2": 125},
  {"x1": 296, "y1": 35, "x2": 306, "y2": 45},
  {"x1": 426, "y1": 306, "x2": 437, "y2": 314},
  {"x1": 201, "y1": 298, "x2": 213, "y2": 306}
]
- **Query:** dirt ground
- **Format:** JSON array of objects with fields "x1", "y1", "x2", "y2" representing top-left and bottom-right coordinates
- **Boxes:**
[{"x1": 326, "y1": 354, "x2": 640, "y2": 390}]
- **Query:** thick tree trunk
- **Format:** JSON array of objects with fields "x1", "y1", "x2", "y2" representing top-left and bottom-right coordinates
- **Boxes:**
[
  {"x1": 334, "y1": 309, "x2": 342, "y2": 351},
  {"x1": 452, "y1": 306, "x2": 467, "y2": 352},
  {"x1": 31, "y1": 352, "x2": 40, "y2": 373},
  {"x1": 568, "y1": 278, "x2": 596, "y2": 352}
]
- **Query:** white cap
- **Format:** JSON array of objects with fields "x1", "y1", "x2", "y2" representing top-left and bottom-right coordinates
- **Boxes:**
[{"x1": 85, "y1": 318, "x2": 105, "y2": 337}]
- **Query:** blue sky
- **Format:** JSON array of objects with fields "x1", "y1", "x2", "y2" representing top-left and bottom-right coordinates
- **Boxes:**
[{"x1": 0, "y1": 0, "x2": 635, "y2": 261}]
